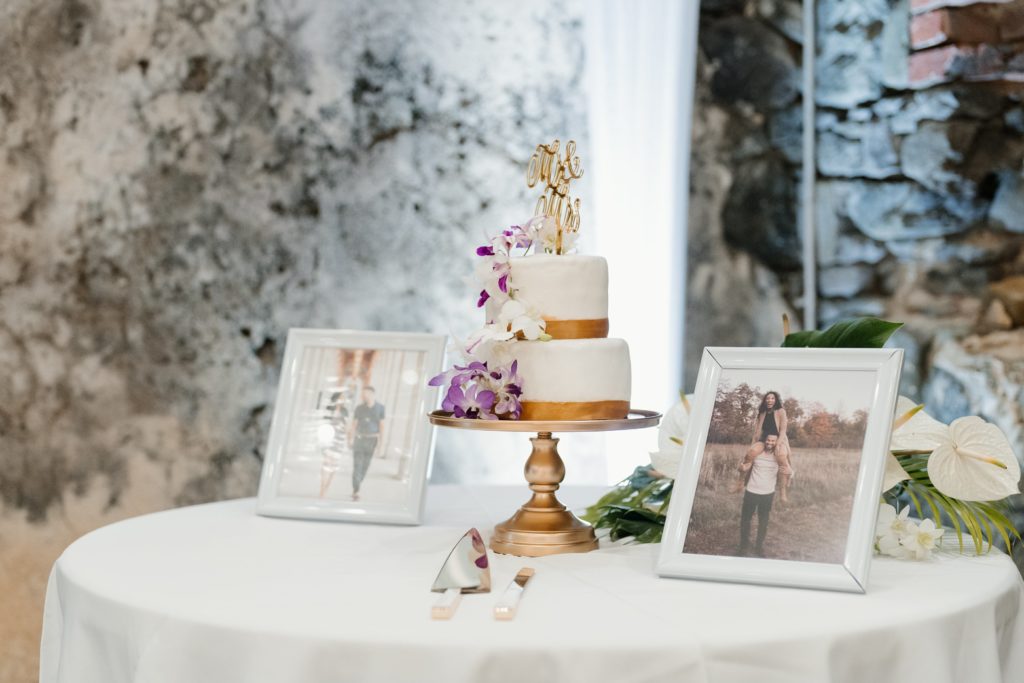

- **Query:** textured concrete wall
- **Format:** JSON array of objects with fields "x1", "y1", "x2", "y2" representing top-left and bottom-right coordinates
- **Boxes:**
[{"x1": 0, "y1": 0, "x2": 585, "y2": 678}]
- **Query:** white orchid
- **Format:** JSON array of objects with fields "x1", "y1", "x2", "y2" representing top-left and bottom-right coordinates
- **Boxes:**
[
  {"x1": 876, "y1": 502, "x2": 912, "y2": 537},
  {"x1": 465, "y1": 321, "x2": 515, "y2": 358},
  {"x1": 875, "y1": 503, "x2": 912, "y2": 558},
  {"x1": 527, "y1": 214, "x2": 578, "y2": 254},
  {"x1": 473, "y1": 257, "x2": 510, "y2": 307},
  {"x1": 900, "y1": 518, "x2": 945, "y2": 560},
  {"x1": 496, "y1": 299, "x2": 549, "y2": 341},
  {"x1": 875, "y1": 503, "x2": 944, "y2": 560},
  {"x1": 465, "y1": 298, "x2": 551, "y2": 359},
  {"x1": 650, "y1": 393, "x2": 692, "y2": 479}
]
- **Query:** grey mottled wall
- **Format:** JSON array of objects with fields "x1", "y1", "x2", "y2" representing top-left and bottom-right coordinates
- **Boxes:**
[{"x1": 0, "y1": 0, "x2": 584, "y2": 678}]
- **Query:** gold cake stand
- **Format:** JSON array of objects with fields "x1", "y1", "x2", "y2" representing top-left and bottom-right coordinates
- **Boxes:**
[{"x1": 428, "y1": 409, "x2": 661, "y2": 557}]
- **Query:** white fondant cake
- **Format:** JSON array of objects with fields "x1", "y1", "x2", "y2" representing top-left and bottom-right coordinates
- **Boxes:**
[
  {"x1": 485, "y1": 254, "x2": 608, "y2": 324},
  {"x1": 483, "y1": 252, "x2": 631, "y2": 419}
]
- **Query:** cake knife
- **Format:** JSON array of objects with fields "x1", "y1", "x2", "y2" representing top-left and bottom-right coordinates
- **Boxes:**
[
  {"x1": 493, "y1": 567, "x2": 535, "y2": 621},
  {"x1": 430, "y1": 528, "x2": 491, "y2": 620}
]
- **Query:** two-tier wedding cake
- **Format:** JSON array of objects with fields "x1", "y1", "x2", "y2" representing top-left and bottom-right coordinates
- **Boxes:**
[{"x1": 430, "y1": 139, "x2": 631, "y2": 421}]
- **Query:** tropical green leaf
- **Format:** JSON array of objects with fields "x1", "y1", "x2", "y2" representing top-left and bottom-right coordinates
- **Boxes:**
[
  {"x1": 781, "y1": 317, "x2": 903, "y2": 349},
  {"x1": 920, "y1": 488, "x2": 943, "y2": 529},
  {"x1": 975, "y1": 501, "x2": 1021, "y2": 547},
  {"x1": 581, "y1": 485, "x2": 633, "y2": 523},
  {"x1": 968, "y1": 501, "x2": 1018, "y2": 551},
  {"x1": 905, "y1": 485, "x2": 924, "y2": 519},
  {"x1": 584, "y1": 476, "x2": 674, "y2": 543}
]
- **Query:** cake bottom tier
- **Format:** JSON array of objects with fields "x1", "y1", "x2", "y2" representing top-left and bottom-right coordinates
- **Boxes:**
[{"x1": 494, "y1": 338, "x2": 631, "y2": 420}]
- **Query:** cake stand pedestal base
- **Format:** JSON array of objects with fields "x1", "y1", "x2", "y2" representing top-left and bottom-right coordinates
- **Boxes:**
[
  {"x1": 427, "y1": 410, "x2": 661, "y2": 557},
  {"x1": 489, "y1": 432, "x2": 598, "y2": 557}
]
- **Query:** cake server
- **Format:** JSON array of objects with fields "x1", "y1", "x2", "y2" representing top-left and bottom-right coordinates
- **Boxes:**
[
  {"x1": 493, "y1": 567, "x2": 535, "y2": 621},
  {"x1": 430, "y1": 528, "x2": 491, "y2": 620}
]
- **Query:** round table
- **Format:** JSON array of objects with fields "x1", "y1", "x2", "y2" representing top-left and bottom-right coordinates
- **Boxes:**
[{"x1": 41, "y1": 486, "x2": 1024, "y2": 683}]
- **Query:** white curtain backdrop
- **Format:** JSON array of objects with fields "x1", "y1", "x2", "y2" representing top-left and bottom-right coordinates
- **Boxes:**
[{"x1": 585, "y1": 0, "x2": 701, "y2": 479}]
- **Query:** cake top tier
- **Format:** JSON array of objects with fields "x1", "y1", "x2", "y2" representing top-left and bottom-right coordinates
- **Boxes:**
[{"x1": 484, "y1": 255, "x2": 609, "y2": 334}]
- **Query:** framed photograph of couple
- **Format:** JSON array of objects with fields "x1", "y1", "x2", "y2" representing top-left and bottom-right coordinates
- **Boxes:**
[
  {"x1": 257, "y1": 329, "x2": 446, "y2": 525},
  {"x1": 657, "y1": 347, "x2": 904, "y2": 593}
]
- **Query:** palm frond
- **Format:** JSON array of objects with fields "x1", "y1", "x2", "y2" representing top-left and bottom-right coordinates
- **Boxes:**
[{"x1": 900, "y1": 478, "x2": 1019, "y2": 555}]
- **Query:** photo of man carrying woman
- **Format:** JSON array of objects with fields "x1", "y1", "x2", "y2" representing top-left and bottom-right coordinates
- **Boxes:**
[{"x1": 682, "y1": 369, "x2": 877, "y2": 563}]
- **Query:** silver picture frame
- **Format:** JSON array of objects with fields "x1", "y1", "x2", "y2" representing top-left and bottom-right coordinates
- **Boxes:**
[
  {"x1": 257, "y1": 328, "x2": 446, "y2": 525},
  {"x1": 657, "y1": 347, "x2": 904, "y2": 593}
]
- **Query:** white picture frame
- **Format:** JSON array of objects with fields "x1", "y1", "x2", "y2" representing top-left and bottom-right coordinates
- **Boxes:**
[
  {"x1": 257, "y1": 328, "x2": 446, "y2": 525},
  {"x1": 657, "y1": 347, "x2": 904, "y2": 593}
]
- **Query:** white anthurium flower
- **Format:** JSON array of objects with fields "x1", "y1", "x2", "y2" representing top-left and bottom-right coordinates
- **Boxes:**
[
  {"x1": 882, "y1": 452, "x2": 911, "y2": 493},
  {"x1": 899, "y1": 518, "x2": 944, "y2": 560},
  {"x1": 927, "y1": 416, "x2": 1021, "y2": 502},
  {"x1": 889, "y1": 395, "x2": 948, "y2": 453},
  {"x1": 650, "y1": 394, "x2": 693, "y2": 479},
  {"x1": 879, "y1": 397, "x2": 930, "y2": 492}
]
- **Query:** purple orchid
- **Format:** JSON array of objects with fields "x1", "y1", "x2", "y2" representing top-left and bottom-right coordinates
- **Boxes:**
[
  {"x1": 504, "y1": 224, "x2": 533, "y2": 250},
  {"x1": 430, "y1": 358, "x2": 524, "y2": 420},
  {"x1": 490, "y1": 360, "x2": 524, "y2": 419},
  {"x1": 473, "y1": 223, "x2": 535, "y2": 308},
  {"x1": 447, "y1": 383, "x2": 497, "y2": 420},
  {"x1": 429, "y1": 361, "x2": 488, "y2": 392}
]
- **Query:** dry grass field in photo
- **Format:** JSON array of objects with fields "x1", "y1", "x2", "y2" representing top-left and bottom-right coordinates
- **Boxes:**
[{"x1": 682, "y1": 443, "x2": 862, "y2": 563}]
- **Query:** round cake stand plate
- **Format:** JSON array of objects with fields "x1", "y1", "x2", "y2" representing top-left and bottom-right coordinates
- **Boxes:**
[{"x1": 428, "y1": 410, "x2": 662, "y2": 557}]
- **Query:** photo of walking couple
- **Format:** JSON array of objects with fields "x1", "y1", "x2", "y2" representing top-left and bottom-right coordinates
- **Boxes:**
[
  {"x1": 682, "y1": 368, "x2": 878, "y2": 563},
  {"x1": 275, "y1": 346, "x2": 428, "y2": 506}
]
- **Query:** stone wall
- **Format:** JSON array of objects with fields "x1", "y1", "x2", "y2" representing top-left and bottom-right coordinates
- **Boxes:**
[
  {"x1": 689, "y1": 0, "x2": 1024, "y2": 451},
  {"x1": 813, "y1": 0, "x2": 1024, "y2": 436},
  {"x1": 0, "y1": 1, "x2": 585, "y2": 678},
  {"x1": 689, "y1": 0, "x2": 1024, "y2": 563}
]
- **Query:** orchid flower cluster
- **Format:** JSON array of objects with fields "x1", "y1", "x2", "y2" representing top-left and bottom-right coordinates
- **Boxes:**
[
  {"x1": 471, "y1": 219, "x2": 553, "y2": 358},
  {"x1": 473, "y1": 214, "x2": 576, "y2": 311},
  {"x1": 428, "y1": 360, "x2": 524, "y2": 420},
  {"x1": 874, "y1": 503, "x2": 945, "y2": 560},
  {"x1": 430, "y1": 216, "x2": 569, "y2": 420},
  {"x1": 474, "y1": 222, "x2": 533, "y2": 309}
]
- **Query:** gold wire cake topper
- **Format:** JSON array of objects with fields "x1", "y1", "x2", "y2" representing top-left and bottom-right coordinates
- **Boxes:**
[{"x1": 526, "y1": 139, "x2": 583, "y2": 254}]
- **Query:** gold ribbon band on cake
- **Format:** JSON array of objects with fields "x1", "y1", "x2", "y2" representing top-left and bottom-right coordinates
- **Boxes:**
[
  {"x1": 520, "y1": 400, "x2": 630, "y2": 421},
  {"x1": 542, "y1": 318, "x2": 609, "y2": 340}
]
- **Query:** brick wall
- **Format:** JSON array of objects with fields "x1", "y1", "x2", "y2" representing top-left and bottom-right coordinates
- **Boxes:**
[{"x1": 909, "y1": 0, "x2": 1024, "y2": 87}]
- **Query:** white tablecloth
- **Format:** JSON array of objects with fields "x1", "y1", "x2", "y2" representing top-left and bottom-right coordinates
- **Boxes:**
[{"x1": 41, "y1": 485, "x2": 1024, "y2": 683}]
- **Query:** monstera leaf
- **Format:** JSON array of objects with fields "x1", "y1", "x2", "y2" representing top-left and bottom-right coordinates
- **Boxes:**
[{"x1": 782, "y1": 317, "x2": 902, "y2": 349}]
